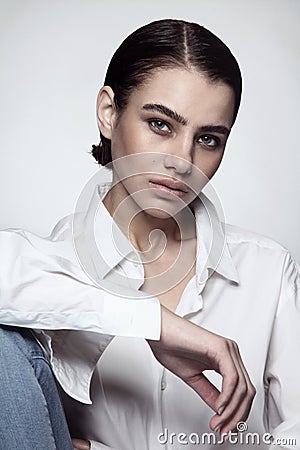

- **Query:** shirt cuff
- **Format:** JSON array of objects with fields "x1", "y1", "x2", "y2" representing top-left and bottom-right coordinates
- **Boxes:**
[
  {"x1": 100, "y1": 289, "x2": 161, "y2": 339},
  {"x1": 89, "y1": 439, "x2": 117, "y2": 450}
]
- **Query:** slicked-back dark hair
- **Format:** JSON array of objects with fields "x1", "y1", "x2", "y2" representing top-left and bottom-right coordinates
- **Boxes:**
[{"x1": 92, "y1": 19, "x2": 242, "y2": 165}]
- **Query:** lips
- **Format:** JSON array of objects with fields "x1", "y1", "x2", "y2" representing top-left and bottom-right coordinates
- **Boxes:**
[{"x1": 149, "y1": 178, "x2": 188, "y2": 198}]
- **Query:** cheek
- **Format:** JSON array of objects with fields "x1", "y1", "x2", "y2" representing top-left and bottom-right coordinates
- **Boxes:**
[
  {"x1": 194, "y1": 151, "x2": 224, "y2": 179},
  {"x1": 111, "y1": 120, "x2": 148, "y2": 160},
  {"x1": 111, "y1": 133, "x2": 130, "y2": 160}
]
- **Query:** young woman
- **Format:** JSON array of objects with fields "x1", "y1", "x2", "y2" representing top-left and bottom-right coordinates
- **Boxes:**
[{"x1": 0, "y1": 19, "x2": 299, "y2": 450}]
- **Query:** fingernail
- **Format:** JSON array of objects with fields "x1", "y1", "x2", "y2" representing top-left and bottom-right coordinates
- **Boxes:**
[
  {"x1": 218, "y1": 405, "x2": 225, "y2": 415},
  {"x1": 214, "y1": 424, "x2": 222, "y2": 434}
]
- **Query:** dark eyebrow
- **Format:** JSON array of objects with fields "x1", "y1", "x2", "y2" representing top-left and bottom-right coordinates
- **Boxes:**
[
  {"x1": 142, "y1": 103, "x2": 230, "y2": 136},
  {"x1": 198, "y1": 125, "x2": 230, "y2": 136},
  {"x1": 142, "y1": 103, "x2": 188, "y2": 126}
]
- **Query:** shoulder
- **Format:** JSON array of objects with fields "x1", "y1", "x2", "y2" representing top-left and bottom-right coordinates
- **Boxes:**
[
  {"x1": 224, "y1": 223, "x2": 300, "y2": 276},
  {"x1": 1, "y1": 213, "x2": 74, "y2": 241},
  {"x1": 0, "y1": 214, "x2": 77, "y2": 261},
  {"x1": 47, "y1": 214, "x2": 74, "y2": 241},
  {"x1": 224, "y1": 223, "x2": 289, "y2": 254},
  {"x1": 224, "y1": 224, "x2": 299, "y2": 297}
]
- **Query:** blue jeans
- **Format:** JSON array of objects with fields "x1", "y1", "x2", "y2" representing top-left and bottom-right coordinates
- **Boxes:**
[{"x1": 0, "y1": 325, "x2": 73, "y2": 450}]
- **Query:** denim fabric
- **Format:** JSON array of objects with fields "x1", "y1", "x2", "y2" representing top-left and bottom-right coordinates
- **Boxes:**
[{"x1": 0, "y1": 325, "x2": 73, "y2": 450}]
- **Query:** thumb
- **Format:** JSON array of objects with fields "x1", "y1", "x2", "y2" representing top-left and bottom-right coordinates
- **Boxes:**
[{"x1": 188, "y1": 373, "x2": 220, "y2": 412}]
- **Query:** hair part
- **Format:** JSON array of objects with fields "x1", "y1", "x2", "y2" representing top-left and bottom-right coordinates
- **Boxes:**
[{"x1": 91, "y1": 19, "x2": 242, "y2": 166}]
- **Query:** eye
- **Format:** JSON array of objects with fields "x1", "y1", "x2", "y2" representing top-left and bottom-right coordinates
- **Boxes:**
[
  {"x1": 198, "y1": 135, "x2": 220, "y2": 149},
  {"x1": 148, "y1": 119, "x2": 171, "y2": 134}
]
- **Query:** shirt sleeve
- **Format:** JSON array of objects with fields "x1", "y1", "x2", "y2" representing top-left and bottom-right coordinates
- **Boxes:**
[
  {"x1": 264, "y1": 252, "x2": 300, "y2": 448},
  {"x1": 0, "y1": 228, "x2": 161, "y2": 340},
  {"x1": 89, "y1": 440, "x2": 117, "y2": 450}
]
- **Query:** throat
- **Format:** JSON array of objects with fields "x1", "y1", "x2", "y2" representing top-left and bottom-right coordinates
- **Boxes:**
[
  {"x1": 140, "y1": 236, "x2": 197, "y2": 312},
  {"x1": 158, "y1": 263, "x2": 196, "y2": 312}
]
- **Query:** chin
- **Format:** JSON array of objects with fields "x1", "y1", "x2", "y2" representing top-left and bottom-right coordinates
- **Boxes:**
[{"x1": 143, "y1": 208, "x2": 174, "y2": 220}]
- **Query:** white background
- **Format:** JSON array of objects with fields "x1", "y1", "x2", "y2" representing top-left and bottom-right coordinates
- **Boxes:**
[{"x1": 1, "y1": 0, "x2": 299, "y2": 261}]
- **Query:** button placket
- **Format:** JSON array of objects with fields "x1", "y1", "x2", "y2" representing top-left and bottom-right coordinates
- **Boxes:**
[{"x1": 161, "y1": 369, "x2": 167, "y2": 391}]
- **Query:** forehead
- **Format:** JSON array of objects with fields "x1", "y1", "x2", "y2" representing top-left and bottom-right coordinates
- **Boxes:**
[{"x1": 127, "y1": 67, "x2": 235, "y2": 128}]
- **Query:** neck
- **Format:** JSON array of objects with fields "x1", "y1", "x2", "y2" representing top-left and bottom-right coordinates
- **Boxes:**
[{"x1": 103, "y1": 180, "x2": 196, "y2": 256}]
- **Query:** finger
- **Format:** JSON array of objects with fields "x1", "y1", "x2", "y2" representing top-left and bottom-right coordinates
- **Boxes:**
[
  {"x1": 188, "y1": 372, "x2": 220, "y2": 412},
  {"x1": 212, "y1": 343, "x2": 240, "y2": 415},
  {"x1": 210, "y1": 341, "x2": 246, "y2": 431},
  {"x1": 219, "y1": 393, "x2": 254, "y2": 438},
  {"x1": 231, "y1": 342, "x2": 254, "y2": 395},
  {"x1": 219, "y1": 349, "x2": 255, "y2": 436},
  {"x1": 211, "y1": 343, "x2": 254, "y2": 432},
  {"x1": 71, "y1": 439, "x2": 91, "y2": 450}
]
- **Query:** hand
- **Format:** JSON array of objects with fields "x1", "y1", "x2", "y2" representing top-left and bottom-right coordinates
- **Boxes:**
[
  {"x1": 72, "y1": 438, "x2": 90, "y2": 450},
  {"x1": 147, "y1": 306, "x2": 256, "y2": 437}
]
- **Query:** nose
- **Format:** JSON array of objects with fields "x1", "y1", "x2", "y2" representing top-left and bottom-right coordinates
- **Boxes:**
[
  {"x1": 163, "y1": 154, "x2": 192, "y2": 175},
  {"x1": 163, "y1": 138, "x2": 193, "y2": 175}
]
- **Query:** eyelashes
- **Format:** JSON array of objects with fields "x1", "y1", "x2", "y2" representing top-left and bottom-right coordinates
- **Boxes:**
[
  {"x1": 148, "y1": 119, "x2": 171, "y2": 134},
  {"x1": 197, "y1": 135, "x2": 220, "y2": 148},
  {"x1": 147, "y1": 118, "x2": 221, "y2": 150}
]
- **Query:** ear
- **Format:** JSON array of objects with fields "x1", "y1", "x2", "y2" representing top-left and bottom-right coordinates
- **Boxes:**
[{"x1": 96, "y1": 86, "x2": 117, "y2": 139}]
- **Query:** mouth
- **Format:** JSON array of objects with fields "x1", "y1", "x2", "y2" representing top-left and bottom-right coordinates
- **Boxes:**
[{"x1": 148, "y1": 178, "x2": 189, "y2": 198}]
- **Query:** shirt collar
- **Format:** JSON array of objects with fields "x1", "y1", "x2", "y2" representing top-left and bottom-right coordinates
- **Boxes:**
[
  {"x1": 194, "y1": 193, "x2": 240, "y2": 285},
  {"x1": 82, "y1": 183, "x2": 139, "y2": 280},
  {"x1": 80, "y1": 170, "x2": 239, "y2": 286}
]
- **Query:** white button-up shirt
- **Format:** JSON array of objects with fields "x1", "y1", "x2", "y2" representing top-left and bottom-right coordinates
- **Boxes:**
[{"x1": 0, "y1": 180, "x2": 299, "y2": 449}]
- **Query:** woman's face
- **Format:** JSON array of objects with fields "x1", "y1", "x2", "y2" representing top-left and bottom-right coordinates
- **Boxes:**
[{"x1": 102, "y1": 67, "x2": 235, "y2": 218}]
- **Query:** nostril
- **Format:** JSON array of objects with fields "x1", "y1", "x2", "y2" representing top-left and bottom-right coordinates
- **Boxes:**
[{"x1": 163, "y1": 154, "x2": 192, "y2": 175}]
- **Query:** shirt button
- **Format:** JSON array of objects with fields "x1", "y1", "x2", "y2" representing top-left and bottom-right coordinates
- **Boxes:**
[{"x1": 161, "y1": 380, "x2": 167, "y2": 391}]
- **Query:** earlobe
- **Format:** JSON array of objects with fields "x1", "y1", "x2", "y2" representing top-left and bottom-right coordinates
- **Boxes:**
[{"x1": 96, "y1": 86, "x2": 117, "y2": 139}]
